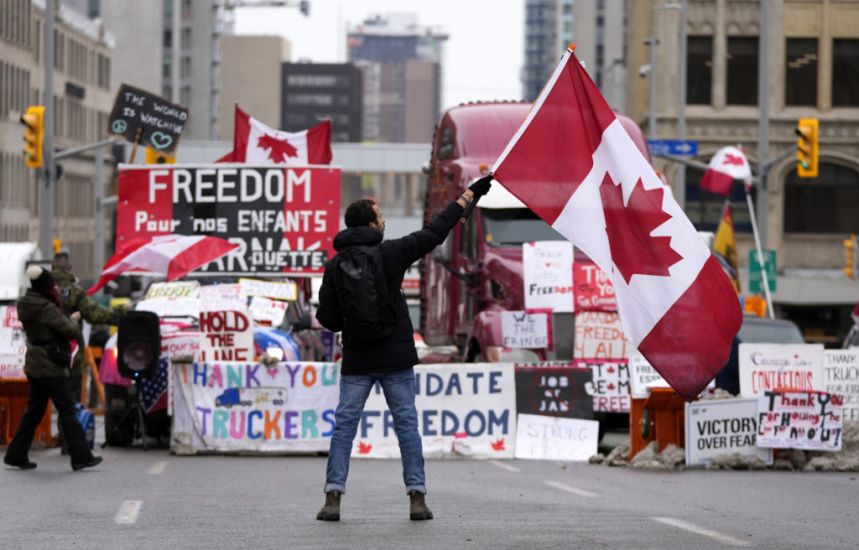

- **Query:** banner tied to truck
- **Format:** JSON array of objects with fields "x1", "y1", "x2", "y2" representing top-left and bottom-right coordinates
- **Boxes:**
[{"x1": 116, "y1": 165, "x2": 341, "y2": 275}]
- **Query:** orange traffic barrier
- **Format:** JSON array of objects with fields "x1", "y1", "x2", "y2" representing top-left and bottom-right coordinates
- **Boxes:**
[
  {"x1": 0, "y1": 380, "x2": 53, "y2": 448},
  {"x1": 629, "y1": 387, "x2": 687, "y2": 457}
]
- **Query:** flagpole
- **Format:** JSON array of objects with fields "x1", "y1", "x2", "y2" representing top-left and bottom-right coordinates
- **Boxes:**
[{"x1": 744, "y1": 186, "x2": 774, "y2": 319}]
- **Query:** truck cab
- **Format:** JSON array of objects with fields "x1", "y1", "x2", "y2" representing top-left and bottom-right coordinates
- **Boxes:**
[{"x1": 420, "y1": 101, "x2": 651, "y2": 362}]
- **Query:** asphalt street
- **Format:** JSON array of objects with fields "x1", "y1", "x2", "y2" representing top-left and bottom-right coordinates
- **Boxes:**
[{"x1": 2, "y1": 440, "x2": 857, "y2": 550}]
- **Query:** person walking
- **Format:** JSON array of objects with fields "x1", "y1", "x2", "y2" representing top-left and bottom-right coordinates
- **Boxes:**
[
  {"x1": 3, "y1": 266, "x2": 102, "y2": 471},
  {"x1": 315, "y1": 176, "x2": 492, "y2": 521}
]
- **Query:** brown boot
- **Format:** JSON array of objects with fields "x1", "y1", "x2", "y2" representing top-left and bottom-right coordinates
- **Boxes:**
[
  {"x1": 409, "y1": 490, "x2": 433, "y2": 520},
  {"x1": 316, "y1": 491, "x2": 341, "y2": 521}
]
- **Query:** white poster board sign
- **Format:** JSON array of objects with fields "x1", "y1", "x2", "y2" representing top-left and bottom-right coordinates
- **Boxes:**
[
  {"x1": 238, "y1": 278, "x2": 298, "y2": 301},
  {"x1": 628, "y1": 352, "x2": 669, "y2": 398},
  {"x1": 501, "y1": 311, "x2": 549, "y2": 349},
  {"x1": 757, "y1": 390, "x2": 844, "y2": 451},
  {"x1": 249, "y1": 296, "x2": 288, "y2": 327},
  {"x1": 0, "y1": 306, "x2": 25, "y2": 380},
  {"x1": 171, "y1": 361, "x2": 339, "y2": 453},
  {"x1": 355, "y1": 363, "x2": 517, "y2": 459},
  {"x1": 578, "y1": 360, "x2": 630, "y2": 412},
  {"x1": 523, "y1": 241, "x2": 573, "y2": 312},
  {"x1": 198, "y1": 310, "x2": 255, "y2": 363},
  {"x1": 685, "y1": 399, "x2": 772, "y2": 467},
  {"x1": 200, "y1": 283, "x2": 246, "y2": 312},
  {"x1": 823, "y1": 350, "x2": 859, "y2": 422},
  {"x1": 145, "y1": 281, "x2": 200, "y2": 300},
  {"x1": 514, "y1": 414, "x2": 598, "y2": 461},
  {"x1": 574, "y1": 311, "x2": 630, "y2": 360},
  {"x1": 739, "y1": 343, "x2": 824, "y2": 397}
]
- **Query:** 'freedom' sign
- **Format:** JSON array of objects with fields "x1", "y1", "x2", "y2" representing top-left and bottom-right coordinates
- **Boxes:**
[{"x1": 116, "y1": 165, "x2": 341, "y2": 274}]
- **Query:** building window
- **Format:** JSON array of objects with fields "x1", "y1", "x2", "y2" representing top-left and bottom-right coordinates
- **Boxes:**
[
  {"x1": 833, "y1": 39, "x2": 859, "y2": 107},
  {"x1": 785, "y1": 38, "x2": 817, "y2": 106},
  {"x1": 726, "y1": 37, "x2": 758, "y2": 105},
  {"x1": 784, "y1": 162, "x2": 859, "y2": 233},
  {"x1": 684, "y1": 166, "x2": 754, "y2": 233},
  {"x1": 687, "y1": 36, "x2": 713, "y2": 105}
]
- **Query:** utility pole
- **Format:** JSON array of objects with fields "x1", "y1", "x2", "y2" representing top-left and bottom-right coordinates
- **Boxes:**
[
  {"x1": 40, "y1": 0, "x2": 56, "y2": 258},
  {"x1": 756, "y1": 0, "x2": 770, "y2": 249},
  {"x1": 676, "y1": 0, "x2": 688, "y2": 207},
  {"x1": 646, "y1": 37, "x2": 658, "y2": 140}
]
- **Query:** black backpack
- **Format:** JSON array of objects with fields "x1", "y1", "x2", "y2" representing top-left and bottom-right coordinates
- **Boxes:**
[{"x1": 331, "y1": 245, "x2": 397, "y2": 342}]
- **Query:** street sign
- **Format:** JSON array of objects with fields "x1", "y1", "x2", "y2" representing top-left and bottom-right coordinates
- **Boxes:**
[
  {"x1": 108, "y1": 84, "x2": 188, "y2": 153},
  {"x1": 749, "y1": 249, "x2": 776, "y2": 293},
  {"x1": 647, "y1": 139, "x2": 699, "y2": 157}
]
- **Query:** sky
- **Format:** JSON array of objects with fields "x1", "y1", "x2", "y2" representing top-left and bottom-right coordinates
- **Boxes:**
[{"x1": 233, "y1": 0, "x2": 525, "y2": 111}]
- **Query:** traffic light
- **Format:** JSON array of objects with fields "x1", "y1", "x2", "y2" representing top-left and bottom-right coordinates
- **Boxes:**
[
  {"x1": 796, "y1": 118, "x2": 819, "y2": 178},
  {"x1": 20, "y1": 105, "x2": 45, "y2": 168},
  {"x1": 145, "y1": 146, "x2": 176, "y2": 165},
  {"x1": 299, "y1": 0, "x2": 309, "y2": 16},
  {"x1": 845, "y1": 234, "x2": 858, "y2": 280},
  {"x1": 52, "y1": 238, "x2": 62, "y2": 254}
]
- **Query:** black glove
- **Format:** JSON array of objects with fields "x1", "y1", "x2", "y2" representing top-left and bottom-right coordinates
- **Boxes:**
[{"x1": 468, "y1": 175, "x2": 493, "y2": 198}]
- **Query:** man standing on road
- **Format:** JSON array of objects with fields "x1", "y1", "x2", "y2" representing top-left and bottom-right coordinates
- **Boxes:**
[{"x1": 315, "y1": 176, "x2": 493, "y2": 521}]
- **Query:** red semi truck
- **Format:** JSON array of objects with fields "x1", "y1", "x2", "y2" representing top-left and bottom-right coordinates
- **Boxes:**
[{"x1": 419, "y1": 101, "x2": 653, "y2": 363}]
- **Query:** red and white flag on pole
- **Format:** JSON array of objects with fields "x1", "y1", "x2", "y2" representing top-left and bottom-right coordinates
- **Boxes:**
[
  {"x1": 220, "y1": 105, "x2": 332, "y2": 165},
  {"x1": 699, "y1": 146, "x2": 752, "y2": 196},
  {"x1": 491, "y1": 48, "x2": 742, "y2": 399}
]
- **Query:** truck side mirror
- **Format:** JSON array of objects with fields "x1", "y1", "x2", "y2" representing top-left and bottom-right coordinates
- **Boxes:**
[{"x1": 433, "y1": 234, "x2": 453, "y2": 263}]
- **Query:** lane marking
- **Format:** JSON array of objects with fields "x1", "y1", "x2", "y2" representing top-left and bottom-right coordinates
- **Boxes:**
[
  {"x1": 651, "y1": 517, "x2": 751, "y2": 547},
  {"x1": 489, "y1": 460, "x2": 520, "y2": 473},
  {"x1": 115, "y1": 500, "x2": 142, "y2": 525},
  {"x1": 544, "y1": 480, "x2": 598, "y2": 498},
  {"x1": 147, "y1": 460, "x2": 168, "y2": 475}
]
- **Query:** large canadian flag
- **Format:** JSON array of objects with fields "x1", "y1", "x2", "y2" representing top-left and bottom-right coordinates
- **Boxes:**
[
  {"x1": 491, "y1": 48, "x2": 742, "y2": 399},
  {"x1": 220, "y1": 105, "x2": 332, "y2": 165}
]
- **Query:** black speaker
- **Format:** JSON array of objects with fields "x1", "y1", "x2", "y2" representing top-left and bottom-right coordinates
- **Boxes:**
[{"x1": 118, "y1": 311, "x2": 161, "y2": 380}]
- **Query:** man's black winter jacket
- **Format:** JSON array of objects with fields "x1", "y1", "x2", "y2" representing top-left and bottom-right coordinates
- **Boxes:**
[{"x1": 316, "y1": 200, "x2": 464, "y2": 375}]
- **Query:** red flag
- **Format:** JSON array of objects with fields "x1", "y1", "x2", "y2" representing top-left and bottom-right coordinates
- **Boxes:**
[
  {"x1": 491, "y1": 48, "x2": 741, "y2": 400},
  {"x1": 232, "y1": 105, "x2": 332, "y2": 165},
  {"x1": 700, "y1": 146, "x2": 752, "y2": 195}
]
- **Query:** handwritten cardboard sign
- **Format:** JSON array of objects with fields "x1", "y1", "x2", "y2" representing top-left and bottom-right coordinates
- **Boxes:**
[
  {"x1": 739, "y1": 343, "x2": 824, "y2": 397},
  {"x1": 574, "y1": 311, "x2": 630, "y2": 360},
  {"x1": 628, "y1": 352, "x2": 669, "y2": 398},
  {"x1": 523, "y1": 241, "x2": 573, "y2": 312},
  {"x1": 824, "y1": 350, "x2": 859, "y2": 422},
  {"x1": 198, "y1": 310, "x2": 254, "y2": 363},
  {"x1": 514, "y1": 414, "x2": 599, "y2": 461},
  {"x1": 501, "y1": 311, "x2": 549, "y2": 349},
  {"x1": 573, "y1": 260, "x2": 617, "y2": 312},
  {"x1": 577, "y1": 359, "x2": 630, "y2": 412},
  {"x1": 248, "y1": 296, "x2": 288, "y2": 327},
  {"x1": 238, "y1": 278, "x2": 298, "y2": 301},
  {"x1": 199, "y1": 283, "x2": 246, "y2": 312},
  {"x1": 108, "y1": 84, "x2": 188, "y2": 152},
  {"x1": 145, "y1": 281, "x2": 200, "y2": 300},
  {"x1": 685, "y1": 399, "x2": 772, "y2": 466},
  {"x1": 757, "y1": 390, "x2": 844, "y2": 451}
]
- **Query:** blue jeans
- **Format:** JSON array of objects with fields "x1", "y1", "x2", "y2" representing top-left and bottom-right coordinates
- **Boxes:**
[{"x1": 325, "y1": 367, "x2": 426, "y2": 495}]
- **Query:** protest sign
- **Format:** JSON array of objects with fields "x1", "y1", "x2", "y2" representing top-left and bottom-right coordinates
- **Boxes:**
[
  {"x1": 574, "y1": 311, "x2": 630, "y2": 359},
  {"x1": 576, "y1": 359, "x2": 630, "y2": 412},
  {"x1": 116, "y1": 165, "x2": 341, "y2": 274},
  {"x1": 198, "y1": 310, "x2": 254, "y2": 363},
  {"x1": 199, "y1": 283, "x2": 246, "y2": 312},
  {"x1": 238, "y1": 278, "x2": 298, "y2": 301},
  {"x1": 514, "y1": 363, "x2": 593, "y2": 419},
  {"x1": 355, "y1": 363, "x2": 516, "y2": 459},
  {"x1": 685, "y1": 399, "x2": 772, "y2": 467},
  {"x1": 523, "y1": 241, "x2": 574, "y2": 312},
  {"x1": 136, "y1": 281, "x2": 201, "y2": 318},
  {"x1": 0, "y1": 353, "x2": 25, "y2": 380},
  {"x1": 108, "y1": 84, "x2": 188, "y2": 153},
  {"x1": 248, "y1": 296, "x2": 288, "y2": 327},
  {"x1": 171, "y1": 361, "x2": 340, "y2": 453},
  {"x1": 573, "y1": 260, "x2": 617, "y2": 312},
  {"x1": 739, "y1": 343, "x2": 824, "y2": 397},
  {"x1": 502, "y1": 311, "x2": 549, "y2": 349},
  {"x1": 824, "y1": 350, "x2": 859, "y2": 421},
  {"x1": 0, "y1": 306, "x2": 25, "y2": 379},
  {"x1": 145, "y1": 281, "x2": 200, "y2": 300},
  {"x1": 628, "y1": 352, "x2": 669, "y2": 398},
  {"x1": 514, "y1": 414, "x2": 599, "y2": 461},
  {"x1": 757, "y1": 390, "x2": 844, "y2": 451}
]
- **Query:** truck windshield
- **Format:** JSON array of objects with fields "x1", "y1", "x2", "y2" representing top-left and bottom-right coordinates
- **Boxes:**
[{"x1": 481, "y1": 209, "x2": 565, "y2": 246}]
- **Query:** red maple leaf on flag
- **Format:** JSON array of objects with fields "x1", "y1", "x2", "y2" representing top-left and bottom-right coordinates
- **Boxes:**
[
  {"x1": 722, "y1": 153, "x2": 745, "y2": 166},
  {"x1": 490, "y1": 438, "x2": 506, "y2": 451},
  {"x1": 257, "y1": 133, "x2": 298, "y2": 163},
  {"x1": 357, "y1": 441, "x2": 372, "y2": 454},
  {"x1": 600, "y1": 173, "x2": 683, "y2": 284}
]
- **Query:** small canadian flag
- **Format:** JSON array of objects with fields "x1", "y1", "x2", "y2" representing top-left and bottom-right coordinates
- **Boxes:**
[
  {"x1": 699, "y1": 146, "x2": 752, "y2": 196},
  {"x1": 217, "y1": 105, "x2": 332, "y2": 165}
]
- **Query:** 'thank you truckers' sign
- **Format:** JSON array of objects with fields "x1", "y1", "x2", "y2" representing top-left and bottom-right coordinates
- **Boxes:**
[{"x1": 116, "y1": 164, "x2": 341, "y2": 275}]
